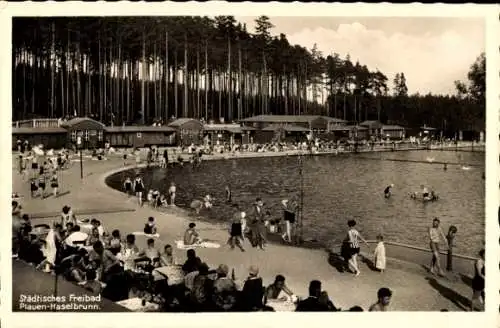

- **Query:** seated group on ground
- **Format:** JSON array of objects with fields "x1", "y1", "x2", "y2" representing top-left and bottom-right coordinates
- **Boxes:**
[{"x1": 12, "y1": 202, "x2": 394, "y2": 312}]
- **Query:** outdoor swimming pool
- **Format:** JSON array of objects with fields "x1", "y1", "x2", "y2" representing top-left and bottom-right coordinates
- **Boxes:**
[{"x1": 107, "y1": 150, "x2": 485, "y2": 256}]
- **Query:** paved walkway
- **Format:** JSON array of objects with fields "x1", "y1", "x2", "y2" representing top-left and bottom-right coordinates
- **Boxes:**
[{"x1": 12, "y1": 154, "x2": 475, "y2": 311}]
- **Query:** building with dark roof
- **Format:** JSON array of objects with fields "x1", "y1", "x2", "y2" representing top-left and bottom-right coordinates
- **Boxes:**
[{"x1": 241, "y1": 115, "x2": 347, "y2": 132}]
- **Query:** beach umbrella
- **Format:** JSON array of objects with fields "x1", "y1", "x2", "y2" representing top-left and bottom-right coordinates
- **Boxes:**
[{"x1": 65, "y1": 231, "x2": 88, "y2": 247}]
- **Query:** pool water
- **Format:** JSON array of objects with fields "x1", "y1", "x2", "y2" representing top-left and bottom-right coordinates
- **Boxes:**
[{"x1": 107, "y1": 150, "x2": 485, "y2": 256}]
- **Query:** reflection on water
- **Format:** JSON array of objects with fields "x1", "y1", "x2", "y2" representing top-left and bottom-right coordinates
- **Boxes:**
[{"x1": 107, "y1": 150, "x2": 485, "y2": 256}]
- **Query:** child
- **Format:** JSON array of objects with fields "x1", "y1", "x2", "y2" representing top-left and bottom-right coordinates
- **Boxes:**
[
  {"x1": 144, "y1": 217, "x2": 157, "y2": 235},
  {"x1": 147, "y1": 190, "x2": 154, "y2": 206},
  {"x1": 446, "y1": 225, "x2": 458, "y2": 271},
  {"x1": 152, "y1": 189, "x2": 160, "y2": 208},
  {"x1": 50, "y1": 172, "x2": 59, "y2": 197},
  {"x1": 169, "y1": 182, "x2": 176, "y2": 206},
  {"x1": 374, "y1": 235, "x2": 386, "y2": 272},
  {"x1": 159, "y1": 194, "x2": 168, "y2": 207},
  {"x1": 123, "y1": 177, "x2": 133, "y2": 196},
  {"x1": 30, "y1": 178, "x2": 38, "y2": 198}
]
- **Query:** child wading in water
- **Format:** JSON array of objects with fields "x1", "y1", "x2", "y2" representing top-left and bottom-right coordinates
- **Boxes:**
[
  {"x1": 123, "y1": 177, "x2": 133, "y2": 196},
  {"x1": 373, "y1": 235, "x2": 386, "y2": 273}
]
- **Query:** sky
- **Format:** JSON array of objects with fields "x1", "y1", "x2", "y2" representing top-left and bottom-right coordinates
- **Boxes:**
[{"x1": 235, "y1": 16, "x2": 485, "y2": 96}]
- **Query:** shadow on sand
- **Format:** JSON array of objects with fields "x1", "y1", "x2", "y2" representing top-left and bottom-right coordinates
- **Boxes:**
[{"x1": 426, "y1": 277, "x2": 470, "y2": 311}]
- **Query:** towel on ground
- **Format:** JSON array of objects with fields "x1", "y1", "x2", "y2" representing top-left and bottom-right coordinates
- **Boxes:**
[
  {"x1": 132, "y1": 231, "x2": 160, "y2": 238},
  {"x1": 175, "y1": 240, "x2": 220, "y2": 250}
]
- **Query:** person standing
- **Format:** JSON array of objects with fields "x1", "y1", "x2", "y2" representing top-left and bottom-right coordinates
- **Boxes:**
[
  {"x1": 228, "y1": 209, "x2": 245, "y2": 252},
  {"x1": 281, "y1": 199, "x2": 296, "y2": 243},
  {"x1": 168, "y1": 182, "x2": 177, "y2": 206},
  {"x1": 346, "y1": 219, "x2": 369, "y2": 276},
  {"x1": 249, "y1": 198, "x2": 267, "y2": 250},
  {"x1": 50, "y1": 171, "x2": 59, "y2": 197},
  {"x1": 373, "y1": 234, "x2": 386, "y2": 273},
  {"x1": 38, "y1": 174, "x2": 47, "y2": 199},
  {"x1": 470, "y1": 249, "x2": 485, "y2": 311},
  {"x1": 163, "y1": 149, "x2": 169, "y2": 168},
  {"x1": 428, "y1": 218, "x2": 448, "y2": 276},
  {"x1": 133, "y1": 175, "x2": 145, "y2": 206},
  {"x1": 446, "y1": 225, "x2": 457, "y2": 271}
]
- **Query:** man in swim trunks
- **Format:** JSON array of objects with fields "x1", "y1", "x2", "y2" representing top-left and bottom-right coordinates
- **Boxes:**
[{"x1": 184, "y1": 223, "x2": 201, "y2": 246}]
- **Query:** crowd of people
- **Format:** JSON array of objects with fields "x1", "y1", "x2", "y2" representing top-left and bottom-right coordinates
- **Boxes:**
[
  {"x1": 12, "y1": 200, "x2": 398, "y2": 312},
  {"x1": 12, "y1": 138, "x2": 484, "y2": 312}
]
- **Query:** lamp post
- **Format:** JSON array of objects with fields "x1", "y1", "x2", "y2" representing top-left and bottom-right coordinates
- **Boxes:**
[{"x1": 77, "y1": 135, "x2": 83, "y2": 179}]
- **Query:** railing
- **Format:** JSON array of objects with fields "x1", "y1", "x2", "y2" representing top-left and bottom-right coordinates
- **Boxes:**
[
  {"x1": 331, "y1": 240, "x2": 477, "y2": 277},
  {"x1": 12, "y1": 119, "x2": 60, "y2": 128}
]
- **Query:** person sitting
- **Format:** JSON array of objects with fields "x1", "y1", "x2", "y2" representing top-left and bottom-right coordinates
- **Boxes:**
[
  {"x1": 183, "y1": 223, "x2": 201, "y2": 246},
  {"x1": 318, "y1": 291, "x2": 338, "y2": 311},
  {"x1": 212, "y1": 264, "x2": 238, "y2": 311},
  {"x1": 86, "y1": 227, "x2": 101, "y2": 246},
  {"x1": 369, "y1": 287, "x2": 393, "y2": 311},
  {"x1": 160, "y1": 244, "x2": 176, "y2": 266},
  {"x1": 143, "y1": 217, "x2": 157, "y2": 235},
  {"x1": 295, "y1": 280, "x2": 330, "y2": 312},
  {"x1": 107, "y1": 229, "x2": 122, "y2": 255},
  {"x1": 142, "y1": 238, "x2": 161, "y2": 268},
  {"x1": 81, "y1": 269, "x2": 102, "y2": 294},
  {"x1": 190, "y1": 263, "x2": 214, "y2": 311},
  {"x1": 241, "y1": 265, "x2": 264, "y2": 311},
  {"x1": 182, "y1": 249, "x2": 202, "y2": 274},
  {"x1": 264, "y1": 274, "x2": 295, "y2": 304}
]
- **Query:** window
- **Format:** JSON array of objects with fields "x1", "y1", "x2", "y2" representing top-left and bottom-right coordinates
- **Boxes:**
[
  {"x1": 71, "y1": 131, "x2": 76, "y2": 141},
  {"x1": 98, "y1": 130, "x2": 103, "y2": 141},
  {"x1": 84, "y1": 130, "x2": 89, "y2": 141}
]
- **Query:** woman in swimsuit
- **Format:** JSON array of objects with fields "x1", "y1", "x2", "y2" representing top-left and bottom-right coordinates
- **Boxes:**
[
  {"x1": 50, "y1": 172, "x2": 59, "y2": 197},
  {"x1": 428, "y1": 218, "x2": 447, "y2": 276},
  {"x1": 346, "y1": 220, "x2": 369, "y2": 276},
  {"x1": 38, "y1": 175, "x2": 46, "y2": 198},
  {"x1": 133, "y1": 175, "x2": 144, "y2": 206},
  {"x1": 470, "y1": 249, "x2": 485, "y2": 311}
]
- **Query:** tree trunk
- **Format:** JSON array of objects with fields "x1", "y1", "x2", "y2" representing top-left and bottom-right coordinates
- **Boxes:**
[
  {"x1": 117, "y1": 42, "x2": 122, "y2": 122},
  {"x1": 50, "y1": 22, "x2": 55, "y2": 117},
  {"x1": 196, "y1": 46, "x2": 200, "y2": 119},
  {"x1": 204, "y1": 41, "x2": 208, "y2": 120},
  {"x1": 165, "y1": 31, "x2": 169, "y2": 121},
  {"x1": 184, "y1": 33, "x2": 188, "y2": 118},
  {"x1": 141, "y1": 31, "x2": 146, "y2": 124},
  {"x1": 126, "y1": 62, "x2": 130, "y2": 123},
  {"x1": 227, "y1": 36, "x2": 232, "y2": 121},
  {"x1": 174, "y1": 49, "x2": 178, "y2": 118},
  {"x1": 153, "y1": 43, "x2": 157, "y2": 119},
  {"x1": 238, "y1": 41, "x2": 242, "y2": 120},
  {"x1": 98, "y1": 34, "x2": 102, "y2": 121}
]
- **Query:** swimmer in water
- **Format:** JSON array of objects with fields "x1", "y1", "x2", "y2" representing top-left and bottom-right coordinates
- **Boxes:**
[
  {"x1": 123, "y1": 177, "x2": 133, "y2": 196},
  {"x1": 384, "y1": 184, "x2": 394, "y2": 198},
  {"x1": 421, "y1": 185, "x2": 430, "y2": 200}
]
